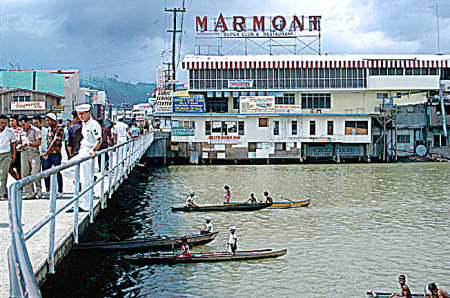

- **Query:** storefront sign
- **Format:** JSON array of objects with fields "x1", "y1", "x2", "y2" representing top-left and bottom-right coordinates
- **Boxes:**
[
  {"x1": 239, "y1": 96, "x2": 275, "y2": 113},
  {"x1": 275, "y1": 105, "x2": 301, "y2": 113},
  {"x1": 305, "y1": 144, "x2": 334, "y2": 157},
  {"x1": 196, "y1": 15, "x2": 321, "y2": 35},
  {"x1": 172, "y1": 127, "x2": 195, "y2": 136},
  {"x1": 155, "y1": 90, "x2": 173, "y2": 113},
  {"x1": 11, "y1": 102, "x2": 45, "y2": 111},
  {"x1": 172, "y1": 95, "x2": 205, "y2": 113},
  {"x1": 313, "y1": 138, "x2": 331, "y2": 142},
  {"x1": 157, "y1": 66, "x2": 164, "y2": 89},
  {"x1": 52, "y1": 105, "x2": 64, "y2": 111},
  {"x1": 208, "y1": 135, "x2": 241, "y2": 144},
  {"x1": 338, "y1": 145, "x2": 361, "y2": 157},
  {"x1": 228, "y1": 80, "x2": 253, "y2": 89}
]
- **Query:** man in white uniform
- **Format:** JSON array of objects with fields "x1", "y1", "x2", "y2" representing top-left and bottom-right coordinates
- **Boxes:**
[
  {"x1": 0, "y1": 114, "x2": 17, "y2": 200},
  {"x1": 66, "y1": 104, "x2": 102, "y2": 212},
  {"x1": 112, "y1": 116, "x2": 132, "y2": 145}
]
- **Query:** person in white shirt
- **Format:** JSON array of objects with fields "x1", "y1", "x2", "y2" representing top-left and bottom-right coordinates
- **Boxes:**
[
  {"x1": 65, "y1": 104, "x2": 102, "y2": 212},
  {"x1": 112, "y1": 116, "x2": 132, "y2": 145},
  {"x1": 185, "y1": 192, "x2": 198, "y2": 207},
  {"x1": 0, "y1": 114, "x2": 17, "y2": 200},
  {"x1": 32, "y1": 115, "x2": 48, "y2": 156},
  {"x1": 227, "y1": 226, "x2": 237, "y2": 255},
  {"x1": 200, "y1": 217, "x2": 213, "y2": 234}
]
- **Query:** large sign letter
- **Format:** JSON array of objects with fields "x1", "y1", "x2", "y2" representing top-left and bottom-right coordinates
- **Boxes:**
[
  {"x1": 272, "y1": 16, "x2": 286, "y2": 31},
  {"x1": 233, "y1": 16, "x2": 245, "y2": 31},
  {"x1": 196, "y1": 16, "x2": 208, "y2": 31},
  {"x1": 214, "y1": 13, "x2": 228, "y2": 31},
  {"x1": 309, "y1": 16, "x2": 321, "y2": 31},
  {"x1": 292, "y1": 15, "x2": 304, "y2": 31},
  {"x1": 253, "y1": 16, "x2": 265, "y2": 31}
]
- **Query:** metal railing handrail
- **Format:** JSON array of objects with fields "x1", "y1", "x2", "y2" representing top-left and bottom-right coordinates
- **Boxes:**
[{"x1": 8, "y1": 132, "x2": 154, "y2": 297}]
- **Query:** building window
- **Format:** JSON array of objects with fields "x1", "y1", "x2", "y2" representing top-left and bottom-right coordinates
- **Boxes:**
[
  {"x1": 433, "y1": 135, "x2": 447, "y2": 147},
  {"x1": 397, "y1": 135, "x2": 410, "y2": 143},
  {"x1": 226, "y1": 121, "x2": 237, "y2": 134},
  {"x1": 212, "y1": 121, "x2": 222, "y2": 134},
  {"x1": 238, "y1": 121, "x2": 244, "y2": 135},
  {"x1": 12, "y1": 96, "x2": 32, "y2": 102},
  {"x1": 274, "y1": 121, "x2": 279, "y2": 135},
  {"x1": 233, "y1": 97, "x2": 239, "y2": 110},
  {"x1": 345, "y1": 121, "x2": 368, "y2": 135},
  {"x1": 292, "y1": 120, "x2": 298, "y2": 135},
  {"x1": 377, "y1": 93, "x2": 388, "y2": 99},
  {"x1": 275, "y1": 93, "x2": 295, "y2": 105},
  {"x1": 259, "y1": 118, "x2": 268, "y2": 128},
  {"x1": 310, "y1": 121, "x2": 316, "y2": 136},
  {"x1": 301, "y1": 93, "x2": 331, "y2": 109},
  {"x1": 275, "y1": 142, "x2": 286, "y2": 151},
  {"x1": 327, "y1": 121, "x2": 334, "y2": 135}
]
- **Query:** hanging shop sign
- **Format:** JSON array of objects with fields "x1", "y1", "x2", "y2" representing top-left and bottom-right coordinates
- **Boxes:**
[
  {"x1": 52, "y1": 105, "x2": 64, "y2": 111},
  {"x1": 155, "y1": 90, "x2": 173, "y2": 113},
  {"x1": 228, "y1": 80, "x2": 253, "y2": 89},
  {"x1": 305, "y1": 144, "x2": 334, "y2": 157},
  {"x1": 208, "y1": 135, "x2": 241, "y2": 144},
  {"x1": 338, "y1": 144, "x2": 361, "y2": 157},
  {"x1": 275, "y1": 105, "x2": 301, "y2": 113},
  {"x1": 172, "y1": 94, "x2": 205, "y2": 113},
  {"x1": 196, "y1": 14, "x2": 321, "y2": 38},
  {"x1": 157, "y1": 66, "x2": 164, "y2": 90},
  {"x1": 239, "y1": 96, "x2": 275, "y2": 113},
  {"x1": 171, "y1": 126, "x2": 195, "y2": 136},
  {"x1": 11, "y1": 102, "x2": 45, "y2": 111}
]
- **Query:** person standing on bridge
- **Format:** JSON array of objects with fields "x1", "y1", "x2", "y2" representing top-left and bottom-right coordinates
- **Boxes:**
[
  {"x1": 66, "y1": 104, "x2": 102, "y2": 213},
  {"x1": 42, "y1": 113, "x2": 64, "y2": 198},
  {"x1": 0, "y1": 114, "x2": 17, "y2": 200},
  {"x1": 112, "y1": 116, "x2": 132, "y2": 145},
  {"x1": 130, "y1": 122, "x2": 140, "y2": 138},
  {"x1": 67, "y1": 111, "x2": 83, "y2": 159}
]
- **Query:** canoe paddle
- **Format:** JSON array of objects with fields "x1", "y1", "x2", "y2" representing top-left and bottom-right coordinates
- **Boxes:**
[{"x1": 281, "y1": 196, "x2": 294, "y2": 207}]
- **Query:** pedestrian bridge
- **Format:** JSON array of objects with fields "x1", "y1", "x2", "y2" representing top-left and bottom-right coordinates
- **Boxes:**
[{"x1": 3, "y1": 132, "x2": 156, "y2": 297}]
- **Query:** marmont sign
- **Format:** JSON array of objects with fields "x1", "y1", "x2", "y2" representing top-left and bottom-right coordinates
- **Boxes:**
[{"x1": 196, "y1": 14, "x2": 321, "y2": 37}]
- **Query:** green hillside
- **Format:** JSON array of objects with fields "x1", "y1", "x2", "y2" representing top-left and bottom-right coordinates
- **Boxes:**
[{"x1": 80, "y1": 76, "x2": 155, "y2": 106}]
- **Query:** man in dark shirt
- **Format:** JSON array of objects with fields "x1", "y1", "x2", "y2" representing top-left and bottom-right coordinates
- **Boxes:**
[
  {"x1": 42, "y1": 113, "x2": 64, "y2": 197},
  {"x1": 389, "y1": 275, "x2": 412, "y2": 298},
  {"x1": 67, "y1": 111, "x2": 83, "y2": 158},
  {"x1": 98, "y1": 118, "x2": 111, "y2": 170}
]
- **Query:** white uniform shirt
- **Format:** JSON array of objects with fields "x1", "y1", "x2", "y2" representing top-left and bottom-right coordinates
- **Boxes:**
[
  {"x1": 0, "y1": 127, "x2": 17, "y2": 154},
  {"x1": 205, "y1": 222, "x2": 213, "y2": 232},
  {"x1": 39, "y1": 126, "x2": 48, "y2": 153},
  {"x1": 113, "y1": 122, "x2": 130, "y2": 143},
  {"x1": 186, "y1": 196, "x2": 194, "y2": 205},
  {"x1": 228, "y1": 231, "x2": 237, "y2": 245},
  {"x1": 80, "y1": 118, "x2": 102, "y2": 150}
]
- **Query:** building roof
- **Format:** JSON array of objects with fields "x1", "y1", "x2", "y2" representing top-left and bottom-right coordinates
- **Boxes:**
[
  {"x1": 0, "y1": 87, "x2": 64, "y2": 98},
  {"x1": 8, "y1": 69, "x2": 79, "y2": 80},
  {"x1": 182, "y1": 54, "x2": 450, "y2": 69}
]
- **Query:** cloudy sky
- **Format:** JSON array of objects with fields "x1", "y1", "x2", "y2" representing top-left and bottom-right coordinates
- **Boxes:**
[{"x1": 1, "y1": 0, "x2": 449, "y2": 83}]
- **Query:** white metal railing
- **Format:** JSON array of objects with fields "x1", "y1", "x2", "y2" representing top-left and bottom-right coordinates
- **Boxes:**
[{"x1": 8, "y1": 132, "x2": 154, "y2": 297}]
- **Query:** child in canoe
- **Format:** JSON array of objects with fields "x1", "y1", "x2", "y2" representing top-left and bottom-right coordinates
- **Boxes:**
[{"x1": 172, "y1": 237, "x2": 192, "y2": 257}]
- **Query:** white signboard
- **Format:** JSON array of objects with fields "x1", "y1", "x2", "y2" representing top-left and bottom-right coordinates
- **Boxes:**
[
  {"x1": 157, "y1": 66, "x2": 164, "y2": 89},
  {"x1": 11, "y1": 102, "x2": 45, "y2": 111},
  {"x1": 155, "y1": 90, "x2": 173, "y2": 113},
  {"x1": 275, "y1": 105, "x2": 301, "y2": 113},
  {"x1": 239, "y1": 96, "x2": 275, "y2": 113}
]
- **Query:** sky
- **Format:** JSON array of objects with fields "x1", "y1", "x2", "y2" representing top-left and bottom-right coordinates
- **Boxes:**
[{"x1": 1, "y1": 0, "x2": 449, "y2": 84}]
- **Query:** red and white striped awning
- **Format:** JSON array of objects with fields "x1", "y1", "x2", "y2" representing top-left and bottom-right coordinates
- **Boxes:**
[{"x1": 182, "y1": 59, "x2": 450, "y2": 69}]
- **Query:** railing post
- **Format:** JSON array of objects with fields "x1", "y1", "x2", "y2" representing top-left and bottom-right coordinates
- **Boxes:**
[
  {"x1": 100, "y1": 151, "x2": 106, "y2": 209},
  {"x1": 115, "y1": 146, "x2": 120, "y2": 189},
  {"x1": 108, "y1": 150, "x2": 114, "y2": 198},
  {"x1": 8, "y1": 247, "x2": 21, "y2": 297},
  {"x1": 73, "y1": 164, "x2": 80, "y2": 244},
  {"x1": 124, "y1": 143, "x2": 129, "y2": 178},
  {"x1": 48, "y1": 173, "x2": 57, "y2": 274},
  {"x1": 89, "y1": 157, "x2": 95, "y2": 223}
]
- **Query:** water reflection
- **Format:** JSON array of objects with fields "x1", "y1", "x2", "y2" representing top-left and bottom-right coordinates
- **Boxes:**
[{"x1": 41, "y1": 163, "x2": 450, "y2": 297}]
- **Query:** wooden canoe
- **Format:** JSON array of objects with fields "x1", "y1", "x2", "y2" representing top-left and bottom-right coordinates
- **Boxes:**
[
  {"x1": 171, "y1": 203, "x2": 272, "y2": 212},
  {"x1": 225, "y1": 198, "x2": 311, "y2": 209},
  {"x1": 124, "y1": 248, "x2": 287, "y2": 264},
  {"x1": 73, "y1": 232, "x2": 218, "y2": 251},
  {"x1": 367, "y1": 292, "x2": 427, "y2": 298}
]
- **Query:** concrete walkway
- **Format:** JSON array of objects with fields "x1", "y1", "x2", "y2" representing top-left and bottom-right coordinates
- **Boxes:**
[{"x1": 0, "y1": 149, "x2": 124, "y2": 297}]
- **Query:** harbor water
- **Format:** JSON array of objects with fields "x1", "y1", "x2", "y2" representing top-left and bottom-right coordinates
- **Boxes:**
[{"x1": 41, "y1": 163, "x2": 450, "y2": 297}]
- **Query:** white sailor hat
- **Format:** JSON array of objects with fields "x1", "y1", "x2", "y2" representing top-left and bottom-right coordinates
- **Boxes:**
[
  {"x1": 45, "y1": 112, "x2": 57, "y2": 121},
  {"x1": 229, "y1": 226, "x2": 236, "y2": 231},
  {"x1": 75, "y1": 104, "x2": 91, "y2": 112},
  {"x1": 205, "y1": 216, "x2": 211, "y2": 221},
  {"x1": 117, "y1": 115, "x2": 125, "y2": 120}
]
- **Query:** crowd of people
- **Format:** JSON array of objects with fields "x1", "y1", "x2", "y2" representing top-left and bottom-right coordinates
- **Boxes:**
[{"x1": 0, "y1": 104, "x2": 147, "y2": 205}]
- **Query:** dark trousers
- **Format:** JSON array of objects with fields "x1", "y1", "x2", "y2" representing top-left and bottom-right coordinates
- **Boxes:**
[
  {"x1": 98, "y1": 145, "x2": 109, "y2": 169},
  {"x1": 43, "y1": 153, "x2": 63, "y2": 193}
]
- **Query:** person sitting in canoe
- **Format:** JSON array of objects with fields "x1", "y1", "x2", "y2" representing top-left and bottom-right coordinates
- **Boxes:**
[
  {"x1": 246, "y1": 193, "x2": 257, "y2": 204},
  {"x1": 200, "y1": 216, "x2": 213, "y2": 234},
  {"x1": 227, "y1": 226, "x2": 237, "y2": 256},
  {"x1": 427, "y1": 283, "x2": 449, "y2": 298},
  {"x1": 224, "y1": 185, "x2": 231, "y2": 205},
  {"x1": 263, "y1": 191, "x2": 273, "y2": 204},
  {"x1": 185, "y1": 192, "x2": 198, "y2": 207},
  {"x1": 389, "y1": 275, "x2": 412, "y2": 298},
  {"x1": 172, "y1": 236, "x2": 192, "y2": 257}
]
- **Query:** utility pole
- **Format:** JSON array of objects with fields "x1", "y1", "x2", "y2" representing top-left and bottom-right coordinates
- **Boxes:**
[{"x1": 165, "y1": 7, "x2": 186, "y2": 87}]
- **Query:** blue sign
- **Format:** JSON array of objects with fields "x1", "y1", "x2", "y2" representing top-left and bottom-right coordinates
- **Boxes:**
[
  {"x1": 172, "y1": 95, "x2": 205, "y2": 113},
  {"x1": 171, "y1": 126, "x2": 195, "y2": 136}
]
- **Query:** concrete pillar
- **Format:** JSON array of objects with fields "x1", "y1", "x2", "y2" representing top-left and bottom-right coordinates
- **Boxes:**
[{"x1": 336, "y1": 143, "x2": 340, "y2": 163}]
